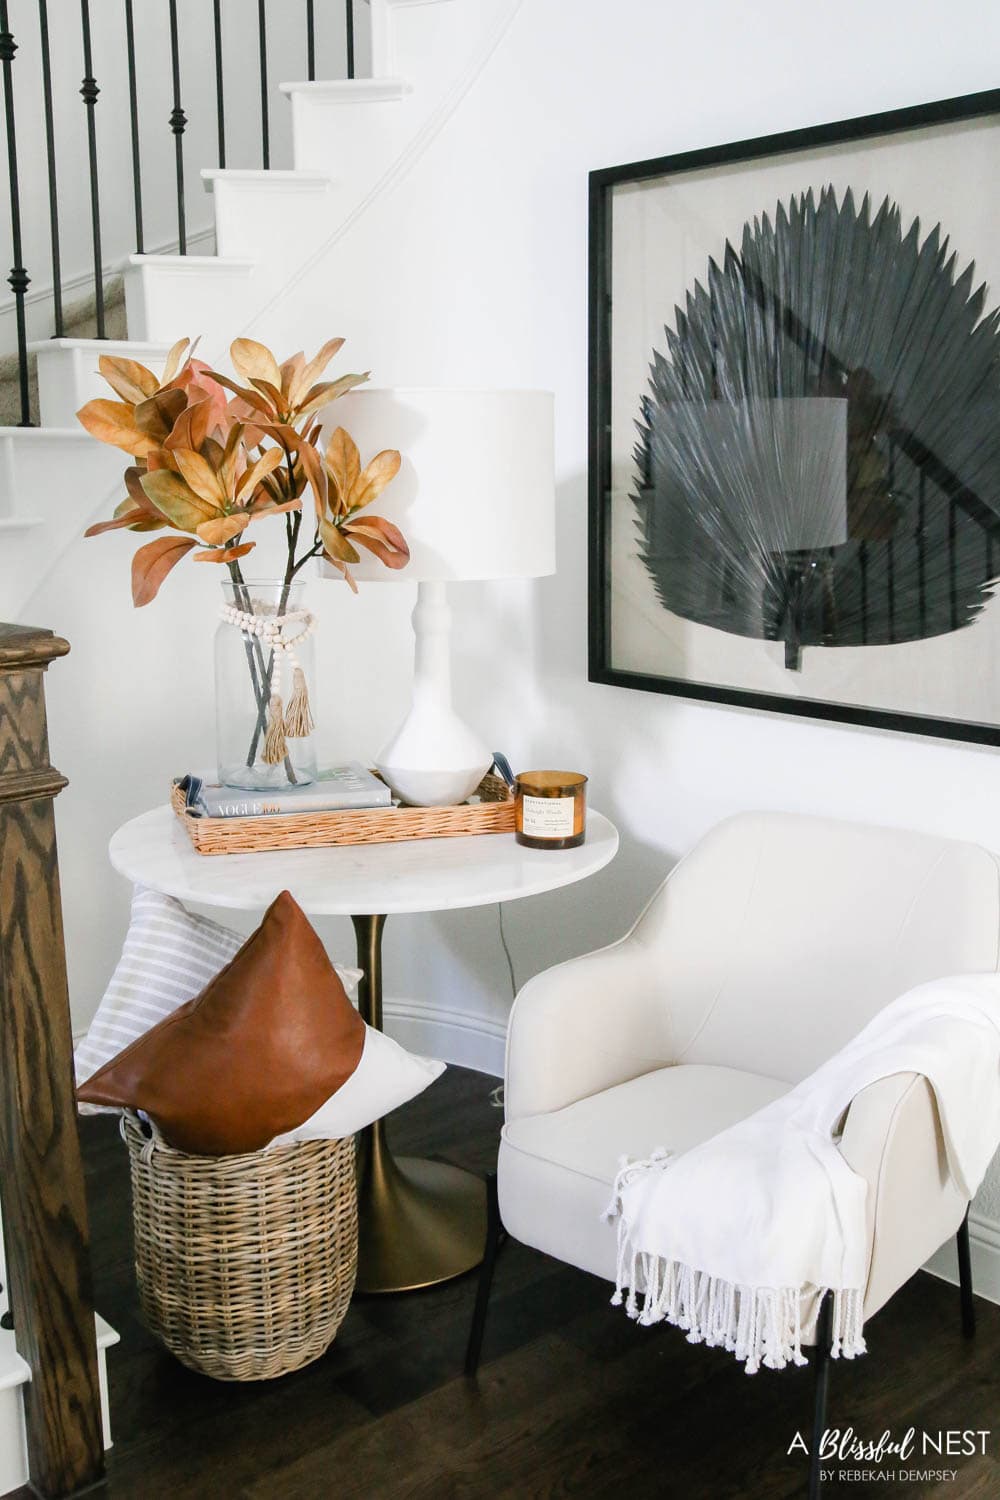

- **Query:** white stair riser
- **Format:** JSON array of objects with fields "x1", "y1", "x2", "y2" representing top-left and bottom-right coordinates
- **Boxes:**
[
  {"x1": 33, "y1": 341, "x2": 173, "y2": 429},
  {"x1": 205, "y1": 174, "x2": 334, "y2": 260},
  {"x1": 124, "y1": 257, "x2": 255, "y2": 347},
  {"x1": 0, "y1": 1382, "x2": 28, "y2": 1498},
  {"x1": 370, "y1": 1, "x2": 466, "y2": 82},
  {"x1": 0, "y1": 433, "x2": 123, "y2": 620},
  {"x1": 0, "y1": 435, "x2": 123, "y2": 529},
  {"x1": 388, "y1": 0, "x2": 494, "y2": 88},
  {"x1": 0, "y1": 1325, "x2": 118, "y2": 1498},
  {"x1": 286, "y1": 88, "x2": 414, "y2": 177},
  {"x1": 0, "y1": 527, "x2": 49, "y2": 623}
]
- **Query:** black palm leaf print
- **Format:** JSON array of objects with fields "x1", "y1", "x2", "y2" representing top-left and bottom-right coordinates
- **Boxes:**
[{"x1": 634, "y1": 187, "x2": 1000, "y2": 668}]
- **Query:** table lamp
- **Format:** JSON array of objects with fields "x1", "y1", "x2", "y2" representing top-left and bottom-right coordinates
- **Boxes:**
[{"x1": 320, "y1": 388, "x2": 556, "y2": 805}]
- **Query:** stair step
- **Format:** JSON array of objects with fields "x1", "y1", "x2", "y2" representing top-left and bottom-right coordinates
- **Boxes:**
[
  {"x1": 278, "y1": 78, "x2": 412, "y2": 104},
  {"x1": 369, "y1": 0, "x2": 459, "y2": 77},
  {"x1": 0, "y1": 1313, "x2": 119, "y2": 1496},
  {"x1": 0, "y1": 428, "x2": 123, "y2": 540},
  {"x1": 202, "y1": 168, "x2": 331, "y2": 188},
  {"x1": 124, "y1": 254, "x2": 256, "y2": 346},
  {"x1": 0, "y1": 1192, "x2": 119, "y2": 1495},
  {"x1": 28, "y1": 338, "x2": 175, "y2": 428},
  {"x1": 202, "y1": 170, "x2": 333, "y2": 258},
  {"x1": 280, "y1": 79, "x2": 413, "y2": 176}
]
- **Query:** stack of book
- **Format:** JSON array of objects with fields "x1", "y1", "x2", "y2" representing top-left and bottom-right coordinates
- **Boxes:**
[{"x1": 180, "y1": 764, "x2": 394, "y2": 819}]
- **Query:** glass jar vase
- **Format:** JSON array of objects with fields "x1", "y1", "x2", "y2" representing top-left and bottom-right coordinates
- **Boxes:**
[{"x1": 215, "y1": 579, "x2": 318, "y2": 791}]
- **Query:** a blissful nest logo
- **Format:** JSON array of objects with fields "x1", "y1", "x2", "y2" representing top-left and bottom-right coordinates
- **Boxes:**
[{"x1": 788, "y1": 1428, "x2": 990, "y2": 1484}]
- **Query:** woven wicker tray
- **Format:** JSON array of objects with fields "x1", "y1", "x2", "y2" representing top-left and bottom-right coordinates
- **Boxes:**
[{"x1": 170, "y1": 773, "x2": 515, "y2": 855}]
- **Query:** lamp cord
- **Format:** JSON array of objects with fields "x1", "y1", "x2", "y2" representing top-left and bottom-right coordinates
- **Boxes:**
[
  {"x1": 497, "y1": 901, "x2": 516, "y2": 1001},
  {"x1": 491, "y1": 902, "x2": 517, "y2": 1110}
]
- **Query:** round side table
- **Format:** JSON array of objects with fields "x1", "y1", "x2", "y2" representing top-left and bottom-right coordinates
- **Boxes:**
[{"x1": 109, "y1": 806, "x2": 619, "y2": 1294}]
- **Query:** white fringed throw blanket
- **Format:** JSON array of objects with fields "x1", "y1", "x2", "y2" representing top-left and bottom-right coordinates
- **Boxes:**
[{"x1": 604, "y1": 975, "x2": 1000, "y2": 1374}]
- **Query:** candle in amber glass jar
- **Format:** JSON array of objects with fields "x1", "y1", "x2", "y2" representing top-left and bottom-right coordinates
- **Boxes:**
[{"x1": 514, "y1": 771, "x2": 587, "y2": 850}]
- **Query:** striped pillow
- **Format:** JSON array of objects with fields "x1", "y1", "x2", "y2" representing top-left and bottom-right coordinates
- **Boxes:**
[{"x1": 75, "y1": 886, "x2": 361, "y2": 1107}]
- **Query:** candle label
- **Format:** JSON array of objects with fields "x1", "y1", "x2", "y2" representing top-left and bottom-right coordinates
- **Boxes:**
[{"x1": 521, "y1": 794, "x2": 575, "y2": 838}]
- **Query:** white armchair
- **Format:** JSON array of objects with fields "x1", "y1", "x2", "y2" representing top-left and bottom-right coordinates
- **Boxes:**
[{"x1": 466, "y1": 811, "x2": 1000, "y2": 1496}]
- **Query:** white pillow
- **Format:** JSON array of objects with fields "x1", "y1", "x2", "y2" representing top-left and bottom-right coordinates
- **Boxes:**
[
  {"x1": 75, "y1": 886, "x2": 362, "y2": 1104},
  {"x1": 266, "y1": 1026, "x2": 446, "y2": 1147}
]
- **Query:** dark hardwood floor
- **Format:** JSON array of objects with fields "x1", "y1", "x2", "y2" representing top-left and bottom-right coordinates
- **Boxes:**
[{"x1": 31, "y1": 1069, "x2": 1000, "y2": 1498}]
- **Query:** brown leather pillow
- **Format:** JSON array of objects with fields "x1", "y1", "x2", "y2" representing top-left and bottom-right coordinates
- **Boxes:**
[{"x1": 77, "y1": 889, "x2": 365, "y2": 1155}]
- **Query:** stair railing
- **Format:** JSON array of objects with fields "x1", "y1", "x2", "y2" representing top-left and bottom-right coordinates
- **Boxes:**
[{"x1": 0, "y1": 0, "x2": 363, "y2": 428}]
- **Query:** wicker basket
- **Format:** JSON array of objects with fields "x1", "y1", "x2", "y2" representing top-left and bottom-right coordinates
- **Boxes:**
[
  {"x1": 171, "y1": 771, "x2": 515, "y2": 855},
  {"x1": 122, "y1": 1112, "x2": 357, "y2": 1381}
]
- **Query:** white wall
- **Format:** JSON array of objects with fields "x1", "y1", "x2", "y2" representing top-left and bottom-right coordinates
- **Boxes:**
[
  {"x1": 24, "y1": 0, "x2": 1000, "y2": 1231},
  {"x1": 0, "y1": 0, "x2": 357, "y2": 349}
]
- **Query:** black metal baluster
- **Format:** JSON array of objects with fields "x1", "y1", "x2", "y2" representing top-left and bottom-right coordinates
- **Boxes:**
[
  {"x1": 213, "y1": 0, "x2": 225, "y2": 168},
  {"x1": 307, "y1": 0, "x2": 316, "y2": 80},
  {"x1": 79, "y1": 0, "x2": 104, "y2": 337},
  {"x1": 167, "y1": 0, "x2": 187, "y2": 253},
  {"x1": 0, "y1": 0, "x2": 30, "y2": 423},
  {"x1": 346, "y1": 0, "x2": 355, "y2": 80},
  {"x1": 124, "y1": 0, "x2": 144, "y2": 253},
  {"x1": 38, "y1": 0, "x2": 63, "y2": 336},
  {"x1": 859, "y1": 543, "x2": 868, "y2": 645},
  {"x1": 258, "y1": 0, "x2": 269, "y2": 169}
]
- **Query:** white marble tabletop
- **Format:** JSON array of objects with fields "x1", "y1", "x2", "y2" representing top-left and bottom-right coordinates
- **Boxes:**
[{"x1": 109, "y1": 805, "x2": 620, "y2": 916}]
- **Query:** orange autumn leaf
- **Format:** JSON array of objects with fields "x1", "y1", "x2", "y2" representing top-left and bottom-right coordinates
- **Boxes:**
[
  {"x1": 192, "y1": 541, "x2": 256, "y2": 563},
  {"x1": 131, "y1": 535, "x2": 197, "y2": 606}
]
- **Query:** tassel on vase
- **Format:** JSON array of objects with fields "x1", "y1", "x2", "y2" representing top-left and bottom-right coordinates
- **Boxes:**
[
  {"x1": 283, "y1": 666, "x2": 315, "y2": 738},
  {"x1": 263, "y1": 694, "x2": 288, "y2": 765}
]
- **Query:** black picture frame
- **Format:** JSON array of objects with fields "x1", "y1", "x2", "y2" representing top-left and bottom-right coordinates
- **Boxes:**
[{"x1": 588, "y1": 88, "x2": 1000, "y2": 746}]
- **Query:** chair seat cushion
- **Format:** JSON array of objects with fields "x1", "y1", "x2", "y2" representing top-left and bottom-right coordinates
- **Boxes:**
[{"x1": 500, "y1": 1063, "x2": 788, "y2": 1284}]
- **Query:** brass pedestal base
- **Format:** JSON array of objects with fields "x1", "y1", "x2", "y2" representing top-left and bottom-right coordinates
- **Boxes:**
[
  {"x1": 356, "y1": 1140, "x2": 487, "y2": 1294},
  {"x1": 351, "y1": 913, "x2": 487, "y2": 1295}
]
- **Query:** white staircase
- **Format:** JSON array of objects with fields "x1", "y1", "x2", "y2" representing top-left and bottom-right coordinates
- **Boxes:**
[
  {"x1": 0, "y1": 2, "x2": 514, "y2": 1490},
  {"x1": 0, "y1": 0, "x2": 513, "y2": 621}
]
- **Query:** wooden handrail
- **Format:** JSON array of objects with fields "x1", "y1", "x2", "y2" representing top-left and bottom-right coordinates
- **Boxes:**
[{"x1": 0, "y1": 623, "x2": 104, "y2": 1497}]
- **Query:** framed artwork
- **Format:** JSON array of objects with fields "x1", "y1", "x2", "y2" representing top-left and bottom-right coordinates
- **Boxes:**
[{"x1": 588, "y1": 89, "x2": 1000, "y2": 745}]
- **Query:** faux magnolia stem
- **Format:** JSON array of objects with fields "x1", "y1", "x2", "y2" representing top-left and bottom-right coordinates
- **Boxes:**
[
  {"x1": 227, "y1": 557, "x2": 297, "y2": 783},
  {"x1": 246, "y1": 460, "x2": 303, "y2": 763}
]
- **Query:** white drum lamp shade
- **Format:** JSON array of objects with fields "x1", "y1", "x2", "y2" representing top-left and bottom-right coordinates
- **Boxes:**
[
  {"x1": 323, "y1": 388, "x2": 556, "y2": 581},
  {"x1": 321, "y1": 388, "x2": 556, "y2": 806}
]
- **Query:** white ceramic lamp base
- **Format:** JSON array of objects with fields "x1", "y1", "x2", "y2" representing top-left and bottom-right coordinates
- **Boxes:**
[{"x1": 375, "y1": 580, "x2": 492, "y2": 808}]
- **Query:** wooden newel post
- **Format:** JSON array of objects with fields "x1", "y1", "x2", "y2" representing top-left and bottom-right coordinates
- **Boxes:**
[{"x1": 0, "y1": 624, "x2": 104, "y2": 1497}]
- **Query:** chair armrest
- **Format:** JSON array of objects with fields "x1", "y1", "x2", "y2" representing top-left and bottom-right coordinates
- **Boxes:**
[
  {"x1": 839, "y1": 1072, "x2": 968, "y2": 1319},
  {"x1": 504, "y1": 938, "x2": 672, "y2": 1122}
]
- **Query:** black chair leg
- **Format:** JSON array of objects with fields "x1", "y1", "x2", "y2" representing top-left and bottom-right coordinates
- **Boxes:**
[
  {"x1": 957, "y1": 1206, "x2": 976, "y2": 1339},
  {"x1": 808, "y1": 1294, "x2": 833, "y2": 1500},
  {"x1": 465, "y1": 1171, "x2": 504, "y2": 1377}
]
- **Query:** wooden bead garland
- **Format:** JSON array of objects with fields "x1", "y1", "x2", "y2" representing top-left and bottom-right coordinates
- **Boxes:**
[{"x1": 219, "y1": 601, "x2": 317, "y2": 764}]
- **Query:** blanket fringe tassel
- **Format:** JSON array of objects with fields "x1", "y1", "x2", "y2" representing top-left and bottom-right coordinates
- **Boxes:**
[{"x1": 603, "y1": 1153, "x2": 867, "y2": 1376}]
